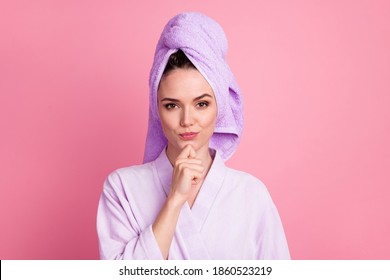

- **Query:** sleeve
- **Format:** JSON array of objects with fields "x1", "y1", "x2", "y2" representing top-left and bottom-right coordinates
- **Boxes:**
[
  {"x1": 96, "y1": 172, "x2": 164, "y2": 260},
  {"x1": 256, "y1": 188, "x2": 291, "y2": 260}
]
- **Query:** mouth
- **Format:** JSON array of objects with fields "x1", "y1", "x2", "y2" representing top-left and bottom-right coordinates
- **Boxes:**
[{"x1": 179, "y1": 132, "x2": 199, "y2": 140}]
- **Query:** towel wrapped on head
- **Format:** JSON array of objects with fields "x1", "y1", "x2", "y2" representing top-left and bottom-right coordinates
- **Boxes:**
[{"x1": 143, "y1": 12, "x2": 244, "y2": 163}]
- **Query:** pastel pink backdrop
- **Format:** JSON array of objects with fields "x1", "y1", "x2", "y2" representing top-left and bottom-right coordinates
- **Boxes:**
[{"x1": 1, "y1": 0, "x2": 389, "y2": 259}]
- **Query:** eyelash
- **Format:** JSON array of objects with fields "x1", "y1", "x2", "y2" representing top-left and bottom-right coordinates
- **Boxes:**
[
  {"x1": 163, "y1": 102, "x2": 209, "y2": 109},
  {"x1": 197, "y1": 102, "x2": 209, "y2": 108},
  {"x1": 164, "y1": 103, "x2": 178, "y2": 109}
]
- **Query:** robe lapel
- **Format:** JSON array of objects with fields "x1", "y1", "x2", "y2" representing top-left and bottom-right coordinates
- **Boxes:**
[{"x1": 154, "y1": 147, "x2": 227, "y2": 259}]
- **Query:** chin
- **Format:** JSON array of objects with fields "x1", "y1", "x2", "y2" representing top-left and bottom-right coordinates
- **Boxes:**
[
  {"x1": 178, "y1": 141, "x2": 198, "y2": 149},
  {"x1": 173, "y1": 139, "x2": 197, "y2": 150}
]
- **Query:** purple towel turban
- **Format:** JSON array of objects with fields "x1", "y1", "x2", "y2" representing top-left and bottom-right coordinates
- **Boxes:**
[{"x1": 143, "y1": 12, "x2": 244, "y2": 163}]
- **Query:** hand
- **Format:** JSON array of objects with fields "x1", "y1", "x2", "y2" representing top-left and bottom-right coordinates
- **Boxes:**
[{"x1": 168, "y1": 145, "x2": 204, "y2": 206}]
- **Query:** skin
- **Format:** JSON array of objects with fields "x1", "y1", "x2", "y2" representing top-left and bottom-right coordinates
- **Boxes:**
[{"x1": 152, "y1": 68, "x2": 217, "y2": 259}]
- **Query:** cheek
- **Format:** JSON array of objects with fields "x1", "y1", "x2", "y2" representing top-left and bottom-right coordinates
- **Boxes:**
[
  {"x1": 158, "y1": 109, "x2": 168, "y2": 129},
  {"x1": 200, "y1": 109, "x2": 217, "y2": 128},
  {"x1": 159, "y1": 111, "x2": 177, "y2": 131}
]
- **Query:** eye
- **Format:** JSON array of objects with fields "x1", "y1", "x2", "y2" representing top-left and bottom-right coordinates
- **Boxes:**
[
  {"x1": 164, "y1": 103, "x2": 178, "y2": 109},
  {"x1": 197, "y1": 101, "x2": 209, "y2": 108}
]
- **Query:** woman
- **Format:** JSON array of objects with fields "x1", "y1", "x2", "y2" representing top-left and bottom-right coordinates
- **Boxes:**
[{"x1": 97, "y1": 12, "x2": 290, "y2": 260}]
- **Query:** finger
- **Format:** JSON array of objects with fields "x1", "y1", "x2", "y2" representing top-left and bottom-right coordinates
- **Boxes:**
[
  {"x1": 183, "y1": 169, "x2": 204, "y2": 182},
  {"x1": 187, "y1": 145, "x2": 197, "y2": 159},
  {"x1": 177, "y1": 145, "x2": 191, "y2": 159},
  {"x1": 177, "y1": 144, "x2": 196, "y2": 160},
  {"x1": 174, "y1": 158, "x2": 202, "y2": 166},
  {"x1": 177, "y1": 163, "x2": 205, "y2": 174},
  {"x1": 191, "y1": 171, "x2": 204, "y2": 185}
]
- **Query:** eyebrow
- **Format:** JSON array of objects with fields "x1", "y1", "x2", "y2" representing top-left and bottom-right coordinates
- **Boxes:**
[{"x1": 160, "y1": 93, "x2": 213, "y2": 102}]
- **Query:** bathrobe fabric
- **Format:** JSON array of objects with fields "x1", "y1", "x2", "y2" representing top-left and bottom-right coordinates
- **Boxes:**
[{"x1": 97, "y1": 148, "x2": 290, "y2": 260}]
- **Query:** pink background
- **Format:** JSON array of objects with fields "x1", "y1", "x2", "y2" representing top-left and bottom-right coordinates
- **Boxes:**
[{"x1": 1, "y1": 0, "x2": 389, "y2": 259}]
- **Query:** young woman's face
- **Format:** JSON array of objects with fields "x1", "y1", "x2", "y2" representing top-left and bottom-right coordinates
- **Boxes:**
[{"x1": 158, "y1": 68, "x2": 217, "y2": 157}]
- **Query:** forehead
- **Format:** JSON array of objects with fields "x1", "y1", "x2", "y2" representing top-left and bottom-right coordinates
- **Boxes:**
[{"x1": 158, "y1": 68, "x2": 215, "y2": 99}]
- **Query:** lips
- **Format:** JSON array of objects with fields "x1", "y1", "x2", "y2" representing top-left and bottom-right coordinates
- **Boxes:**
[{"x1": 179, "y1": 132, "x2": 199, "y2": 140}]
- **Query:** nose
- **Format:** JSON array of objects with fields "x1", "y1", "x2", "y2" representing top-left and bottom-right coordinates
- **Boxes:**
[{"x1": 180, "y1": 107, "x2": 194, "y2": 127}]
